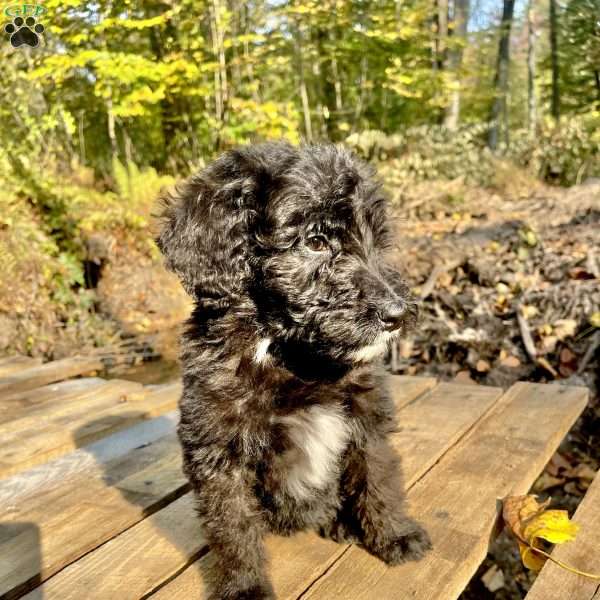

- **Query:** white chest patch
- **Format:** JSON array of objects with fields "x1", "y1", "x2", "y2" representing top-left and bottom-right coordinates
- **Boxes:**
[{"x1": 277, "y1": 405, "x2": 350, "y2": 500}]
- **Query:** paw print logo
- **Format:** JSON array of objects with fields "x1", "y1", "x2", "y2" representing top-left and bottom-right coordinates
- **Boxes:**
[{"x1": 4, "y1": 16, "x2": 44, "y2": 48}]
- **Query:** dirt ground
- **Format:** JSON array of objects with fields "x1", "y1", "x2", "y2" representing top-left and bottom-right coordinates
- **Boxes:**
[{"x1": 385, "y1": 179, "x2": 599, "y2": 598}]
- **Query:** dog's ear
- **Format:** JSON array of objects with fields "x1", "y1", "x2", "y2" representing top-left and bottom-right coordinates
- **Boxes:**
[{"x1": 156, "y1": 143, "x2": 296, "y2": 308}]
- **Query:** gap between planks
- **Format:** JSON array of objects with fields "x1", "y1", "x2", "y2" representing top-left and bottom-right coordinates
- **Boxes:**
[{"x1": 19, "y1": 377, "x2": 507, "y2": 600}]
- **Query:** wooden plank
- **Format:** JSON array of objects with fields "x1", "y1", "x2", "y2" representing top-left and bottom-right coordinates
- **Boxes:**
[
  {"x1": 303, "y1": 383, "x2": 589, "y2": 600},
  {"x1": 526, "y1": 471, "x2": 600, "y2": 600},
  {"x1": 22, "y1": 494, "x2": 205, "y2": 600},
  {"x1": 0, "y1": 357, "x2": 42, "y2": 378},
  {"x1": 0, "y1": 356, "x2": 104, "y2": 397},
  {"x1": 150, "y1": 381, "x2": 504, "y2": 600},
  {"x1": 23, "y1": 379, "x2": 503, "y2": 600},
  {"x1": 0, "y1": 425, "x2": 186, "y2": 600},
  {"x1": 0, "y1": 382, "x2": 182, "y2": 478},
  {"x1": 0, "y1": 380, "x2": 144, "y2": 437},
  {"x1": 389, "y1": 375, "x2": 437, "y2": 411},
  {"x1": 0, "y1": 411, "x2": 178, "y2": 503},
  {"x1": 0, "y1": 378, "x2": 107, "y2": 424},
  {"x1": 0, "y1": 380, "x2": 144, "y2": 477}
]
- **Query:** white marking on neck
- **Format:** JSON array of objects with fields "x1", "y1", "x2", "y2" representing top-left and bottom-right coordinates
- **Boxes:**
[
  {"x1": 350, "y1": 330, "x2": 396, "y2": 363},
  {"x1": 278, "y1": 405, "x2": 350, "y2": 500},
  {"x1": 254, "y1": 337, "x2": 272, "y2": 365}
]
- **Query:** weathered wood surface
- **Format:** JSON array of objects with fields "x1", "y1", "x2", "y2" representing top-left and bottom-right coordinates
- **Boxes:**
[
  {"x1": 21, "y1": 379, "x2": 507, "y2": 600},
  {"x1": 0, "y1": 356, "x2": 42, "y2": 378},
  {"x1": 303, "y1": 383, "x2": 588, "y2": 600},
  {"x1": 0, "y1": 381, "x2": 182, "y2": 478},
  {"x1": 0, "y1": 429, "x2": 185, "y2": 599},
  {"x1": 0, "y1": 356, "x2": 104, "y2": 397},
  {"x1": 1, "y1": 366, "x2": 590, "y2": 600},
  {"x1": 0, "y1": 411, "x2": 178, "y2": 501},
  {"x1": 387, "y1": 375, "x2": 437, "y2": 410},
  {"x1": 0, "y1": 378, "x2": 110, "y2": 424},
  {"x1": 526, "y1": 471, "x2": 600, "y2": 600}
]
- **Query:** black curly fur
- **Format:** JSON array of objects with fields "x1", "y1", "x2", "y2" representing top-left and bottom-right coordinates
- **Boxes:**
[{"x1": 156, "y1": 141, "x2": 431, "y2": 600}]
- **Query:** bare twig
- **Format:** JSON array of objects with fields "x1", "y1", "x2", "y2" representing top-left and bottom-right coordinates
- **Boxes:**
[
  {"x1": 537, "y1": 356, "x2": 559, "y2": 378},
  {"x1": 420, "y1": 258, "x2": 462, "y2": 300},
  {"x1": 577, "y1": 330, "x2": 600, "y2": 375},
  {"x1": 517, "y1": 305, "x2": 560, "y2": 377},
  {"x1": 517, "y1": 306, "x2": 537, "y2": 361}
]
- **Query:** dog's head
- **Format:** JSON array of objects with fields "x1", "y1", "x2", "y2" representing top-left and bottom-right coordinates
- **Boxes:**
[{"x1": 157, "y1": 142, "x2": 417, "y2": 367}]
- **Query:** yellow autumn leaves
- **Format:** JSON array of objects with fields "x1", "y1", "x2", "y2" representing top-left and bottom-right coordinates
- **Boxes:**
[{"x1": 503, "y1": 495, "x2": 600, "y2": 579}]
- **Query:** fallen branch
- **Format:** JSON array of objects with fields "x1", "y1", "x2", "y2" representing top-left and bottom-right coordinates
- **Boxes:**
[
  {"x1": 577, "y1": 330, "x2": 600, "y2": 375},
  {"x1": 516, "y1": 306, "x2": 560, "y2": 378},
  {"x1": 419, "y1": 258, "x2": 462, "y2": 300},
  {"x1": 517, "y1": 306, "x2": 537, "y2": 361}
]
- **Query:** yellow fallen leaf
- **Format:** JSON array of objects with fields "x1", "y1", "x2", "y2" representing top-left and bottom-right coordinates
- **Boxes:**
[
  {"x1": 521, "y1": 304, "x2": 538, "y2": 319},
  {"x1": 553, "y1": 319, "x2": 578, "y2": 340},
  {"x1": 524, "y1": 507, "x2": 579, "y2": 545},
  {"x1": 503, "y1": 494, "x2": 550, "y2": 547},
  {"x1": 522, "y1": 506, "x2": 579, "y2": 570},
  {"x1": 503, "y1": 495, "x2": 600, "y2": 579}
]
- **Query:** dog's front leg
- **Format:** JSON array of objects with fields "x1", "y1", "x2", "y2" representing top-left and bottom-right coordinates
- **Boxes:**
[
  {"x1": 339, "y1": 438, "x2": 432, "y2": 565},
  {"x1": 190, "y1": 464, "x2": 273, "y2": 600}
]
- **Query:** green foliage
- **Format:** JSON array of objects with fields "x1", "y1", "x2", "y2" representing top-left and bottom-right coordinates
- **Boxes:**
[
  {"x1": 508, "y1": 113, "x2": 600, "y2": 185},
  {"x1": 347, "y1": 124, "x2": 496, "y2": 185},
  {"x1": 554, "y1": 0, "x2": 600, "y2": 114},
  {"x1": 112, "y1": 158, "x2": 175, "y2": 210},
  {"x1": 2, "y1": 0, "x2": 598, "y2": 178},
  {"x1": 348, "y1": 115, "x2": 600, "y2": 188}
]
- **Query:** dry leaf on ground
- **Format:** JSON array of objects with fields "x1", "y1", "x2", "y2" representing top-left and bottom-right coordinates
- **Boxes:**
[{"x1": 503, "y1": 494, "x2": 600, "y2": 579}]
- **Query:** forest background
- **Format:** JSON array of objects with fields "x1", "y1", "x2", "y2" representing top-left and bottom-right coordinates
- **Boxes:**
[{"x1": 0, "y1": 0, "x2": 598, "y2": 359}]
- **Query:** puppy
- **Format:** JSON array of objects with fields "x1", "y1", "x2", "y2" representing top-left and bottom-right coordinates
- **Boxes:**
[{"x1": 157, "y1": 142, "x2": 431, "y2": 600}]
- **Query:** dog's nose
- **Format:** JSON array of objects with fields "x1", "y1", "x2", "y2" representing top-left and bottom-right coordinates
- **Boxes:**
[{"x1": 380, "y1": 303, "x2": 406, "y2": 331}]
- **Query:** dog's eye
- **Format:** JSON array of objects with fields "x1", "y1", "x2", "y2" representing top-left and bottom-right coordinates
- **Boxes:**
[{"x1": 305, "y1": 235, "x2": 329, "y2": 252}]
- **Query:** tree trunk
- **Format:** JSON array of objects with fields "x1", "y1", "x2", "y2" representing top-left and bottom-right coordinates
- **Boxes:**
[
  {"x1": 209, "y1": 0, "x2": 229, "y2": 143},
  {"x1": 527, "y1": 0, "x2": 537, "y2": 134},
  {"x1": 315, "y1": 29, "x2": 337, "y2": 139},
  {"x1": 434, "y1": 0, "x2": 449, "y2": 72},
  {"x1": 549, "y1": 0, "x2": 560, "y2": 119},
  {"x1": 353, "y1": 56, "x2": 368, "y2": 132},
  {"x1": 242, "y1": 4, "x2": 261, "y2": 103},
  {"x1": 106, "y1": 97, "x2": 118, "y2": 157},
  {"x1": 293, "y1": 22, "x2": 313, "y2": 141},
  {"x1": 488, "y1": 0, "x2": 516, "y2": 150},
  {"x1": 444, "y1": 0, "x2": 470, "y2": 129},
  {"x1": 78, "y1": 110, "x2": 86, "y2": 165}
]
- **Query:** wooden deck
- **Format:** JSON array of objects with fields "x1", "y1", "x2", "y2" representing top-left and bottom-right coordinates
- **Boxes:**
[{"x1": 0, "y1": 355, "x2": 594, "y2": 600}]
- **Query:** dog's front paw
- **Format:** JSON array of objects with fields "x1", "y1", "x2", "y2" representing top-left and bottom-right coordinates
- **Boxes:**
[
  {"x1": 208, "y1": 583, "x2": 275, "y2": 600},
  {"x1": 372, "y1": 520, "x2": 432, "y2": 566},
  {"x1": 231, "y1": 585, "x2": 275, "y2": 600}
]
